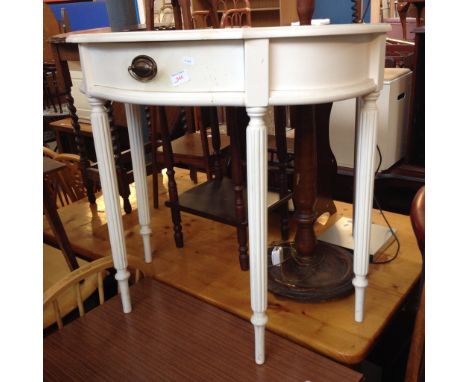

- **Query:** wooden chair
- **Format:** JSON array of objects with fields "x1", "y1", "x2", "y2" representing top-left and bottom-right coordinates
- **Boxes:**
[
  {"x1": 405, "y1": 185, "x2": 424, "y2": 382},
  {"x1": 43, "y1": 4, "x2": 69, "y2": 146},
  {"x1": 153, "y1": 0, "x2": 175, "y2": 26},
  {"x1": 43, "y1": 147, "x2": 89, "y2": 208},
  {"x1": 192, "y1": 0, "x2": 251, "y2": 28},
  {"x1": 219, "y1": 0, "x2": 251, "y2": 28},
  {"x1": 148, "y1": 1, "x2": 230, "y2": 209},
  {"x1": 46, "y1": 5, "x2": 142, "y2": 214},
  {"x1": 43, "y1": 244, "x2": 94, "y2": 329},
  {"x1": 154, "y1": 107, "x2": 231, "y2": 187},
  {"x1": 44, "y1": 255, "x2": 153, "y2": 330},
  {"x1": 397, "y1": 0, "x2": 425, "y2": 41},
  {"x1": 157, "y1": 2, "x2": 291, "y2": 270}
]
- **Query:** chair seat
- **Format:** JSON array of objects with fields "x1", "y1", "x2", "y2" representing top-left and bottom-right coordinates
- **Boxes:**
[
  {"x1": 43, "y1": 244, "x2": 99, "y2": 328},
  {"x1": 157, "y1": 131, "x2": 230, "y2": 160},
  {"x1": 44, "y1": 106, "x2": 69, "y2": 118},
  {"x1": 49, "y1": 117, "x2": 93, "y2": 135},
  {"x1": 267, "y1": 134, "x2": 294, "y2": 154}
]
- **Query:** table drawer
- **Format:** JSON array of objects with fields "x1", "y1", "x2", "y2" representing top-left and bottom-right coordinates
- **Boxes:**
[{"x1": 81, "y1": 40, "x2": 245, "y2": 96}]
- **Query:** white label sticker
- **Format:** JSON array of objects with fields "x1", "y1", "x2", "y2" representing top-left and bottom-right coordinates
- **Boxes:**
[
  {"x1": 271, "y1": 246, "x2": 283, "y2": 266},
  {"x1": 183, "y1": 56, "x2": 195, "y2": 65},
  {"x1": 170, "y1": 70, "x2": 190, "y2": 87}
]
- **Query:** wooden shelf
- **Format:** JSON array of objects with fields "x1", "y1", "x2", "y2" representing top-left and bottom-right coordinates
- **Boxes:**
[{"x1": 166, "y1": 177, "x2": 290, "y2": 226}]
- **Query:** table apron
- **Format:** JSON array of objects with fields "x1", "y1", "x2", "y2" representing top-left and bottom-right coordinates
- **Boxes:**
[{"x1": 78, "y1": 33, "x2": 385, "y2": 106}]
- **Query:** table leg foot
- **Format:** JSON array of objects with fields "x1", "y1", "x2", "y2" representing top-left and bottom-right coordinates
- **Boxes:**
[
  {"x1": 353, "y1": 275, "x2": 368, "y2": 322},
  {"x1": 115, "y1": 269, "x2": 131, "y2": 313},
  {"x1": 251, "y1": 312, "x2": 268, "y2": 365},
  {"x1": 140, "y1": 226, "x2": 153, "y2": 263}
]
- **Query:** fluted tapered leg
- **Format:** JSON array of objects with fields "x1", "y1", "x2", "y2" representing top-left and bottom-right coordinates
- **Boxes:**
[
  {"x1": 125, "y1": 103, "x2": 153, "y2": 263},
  {"x1": 246, "y1": 107, "x2": 268, "y2": 365},
  {"x1": 88, "y1": 96, "x2": 131, "y2": 313},
  {"x1": 353, "y1": 91, "x2": 380, "y2": 322}
]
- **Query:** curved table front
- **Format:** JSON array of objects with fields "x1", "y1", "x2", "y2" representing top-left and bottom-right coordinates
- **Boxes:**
[{"x1": 67, "y1": 23, "x2": 390, "y2": 365}]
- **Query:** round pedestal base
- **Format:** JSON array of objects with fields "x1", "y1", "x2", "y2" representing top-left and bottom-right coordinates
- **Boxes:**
[{"x1": 268, "y1": 242, "x2": 354, "y2": 301}]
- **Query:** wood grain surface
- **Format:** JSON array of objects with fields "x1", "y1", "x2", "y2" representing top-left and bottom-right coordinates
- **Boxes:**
[
  {"x1": 44, "y1": 278, "x2": 363, "y2": 382},
  {"x1": 43, "y1": 170, "x2": 422, "y2": 365}
]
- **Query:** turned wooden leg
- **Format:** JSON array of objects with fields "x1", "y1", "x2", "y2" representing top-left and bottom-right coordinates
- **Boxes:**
[
  {"x1": 353, "y1": 91, "x2": 380, "y2": 322},
  {"x1": 397, "y1": 2, "x2": 410, "y2": 40},
  {"x1": 125, "y1": 103, "x2": 153, "y2": 263},
  {"x1": 43, "y1": 179, "x2": 79, "y2": 272},
  {"x1": 178, "y1": 0, "x2": 194, "y2": 29},
  {"x1": 107, "y1": 101, "x2": 132, "y2": 214},
  {"x1": 414, "y1": 2, "x2": 425, "y2": 26},
  {"x1": 208, "y1": 106, "x2": 223, "y2": 181},
  {"x1": 290, "y1": 105, "x2": 318, "y2": 258},
  {"x1": 88, "y1": 96, "x2": 131, "y2": 313},
  {"x1": 273, "y1": 106, "x2": 290, "y2": 241},
  {"x1": 146, "y1": 105, "x2": 159, "y2": 209},
  {"x1": 315, "y1": 102, "x2": 337, "y2": 216},
  {"x1": 65, "y1": 91, "x2": 96, "y2": 205},
  {"x1": 158, "y1": 106, "x2": 184, "y2": 248},
  {"x1": 246, "y1": 106, "x2": 268, "y2": 365},
  {"x1": 226, "y1": 107, "x2": 249, "y2": 270}
]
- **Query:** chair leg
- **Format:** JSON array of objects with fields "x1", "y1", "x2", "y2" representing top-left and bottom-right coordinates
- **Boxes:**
[
  {"x1": 273, "y1": 106, "x2": 291, "y2": 242},
  {"x1": 153, "y1": 168, "x2": 159, "y2": 209},
  {"x1": 280, "y1": 204, "x2": 289, "y2": 241},
  {"x1": 115, "y1": 166, "x2": 132, "y2": 214},
  {"x1": 227, "y1": 107, "x2": 249, "y2": 271},
  {"x1": 158, "y1": 106, "x2": 184, "y2": 247},
  {"x1": 148, "y1": 105, "x2": 159, "y2": 209},
  {"x1": 189, "y1": 167, "x2": 198, "y2": 183},
  {"x1": 237, "y1": 223, "x2": 249, "y2": 271},
  {"x1": 107, "y1": 101, "x2": 132, "y2": 215},
  {"x1": 65, "y1": 90, "x2": 96, "y2": 205}
]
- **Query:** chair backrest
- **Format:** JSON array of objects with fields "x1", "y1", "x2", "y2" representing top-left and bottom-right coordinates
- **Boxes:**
[
  {"x1": 43, "y1": 148, "x2": 88, "y2": 208},
  {"x1": 219, "y1": 0, "x2": 251, "y2": 28},
  {"x1": 192, "y1": 0, "x2": 252, "y2": 28},
  {"x1": 54, "y1": 153, "x2": 88, "y2": 202},
  {"x1": 405, "y1": 185, "x2": 425, "y2": 382},
  {"x1": 410, "y1": 185, "x2": 425, "y2": 257},
  {"x1": 153, "y1": 0, "x2": 175, "y2": 26},
  {"x1": 44, "y1": 255, "x2": 153, "y2": 330},
  {"x1": 43, "y1": 146, "x2": 58, "y2": 160}
]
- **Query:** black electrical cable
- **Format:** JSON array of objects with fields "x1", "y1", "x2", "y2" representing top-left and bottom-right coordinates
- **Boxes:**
[{"x1": 371, "y1": 145, "x2": 401, "y2": 264}]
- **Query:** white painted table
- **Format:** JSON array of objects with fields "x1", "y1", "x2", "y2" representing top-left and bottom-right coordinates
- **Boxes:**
[{"x1": 68, "y1": 24, "x2": 390, "y2": 365}]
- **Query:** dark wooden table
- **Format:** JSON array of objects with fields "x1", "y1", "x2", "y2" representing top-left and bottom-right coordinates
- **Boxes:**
[{"x1": 44, "y1": 278, "x2": 363, "y2": 381}]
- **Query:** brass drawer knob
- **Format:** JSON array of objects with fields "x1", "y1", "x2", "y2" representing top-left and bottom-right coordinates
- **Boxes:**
[{"x1": 128, "y1": 55, "x2": 157, "y2": 81}]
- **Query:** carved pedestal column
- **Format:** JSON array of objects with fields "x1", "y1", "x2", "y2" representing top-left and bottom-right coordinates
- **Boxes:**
[{"x1": 267, "y1": 0, "x2": 353, "y2": 302}]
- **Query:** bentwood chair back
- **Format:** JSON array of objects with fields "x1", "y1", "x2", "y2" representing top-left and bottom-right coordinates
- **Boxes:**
[
  {"x1": 44, "y1": 255, "x2": 153, "y2": 330},
  {"x1": 219, "y1": 0, "x2": 251, "y2": 28},
  {"x1": 192, "y1": 0, "x2": 251, "y2": 28}
]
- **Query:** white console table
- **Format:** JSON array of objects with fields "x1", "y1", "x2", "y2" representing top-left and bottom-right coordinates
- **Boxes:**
[{"x1": 67, "y1": 24, "x2": 390, "y2": 364}]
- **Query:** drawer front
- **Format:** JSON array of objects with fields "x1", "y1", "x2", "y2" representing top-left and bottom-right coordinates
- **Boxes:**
[
  {"x1": 83, "y1": 40, "x2": 245, "y2": 95},
  {"x1": 268, "y1": 34, "x2": 383, "y2": 104}
]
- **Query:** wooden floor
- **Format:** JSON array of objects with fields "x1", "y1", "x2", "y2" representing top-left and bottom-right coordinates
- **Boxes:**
[{"x1": 44, "y1": 169, "x2": 422, "y2": 366}]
